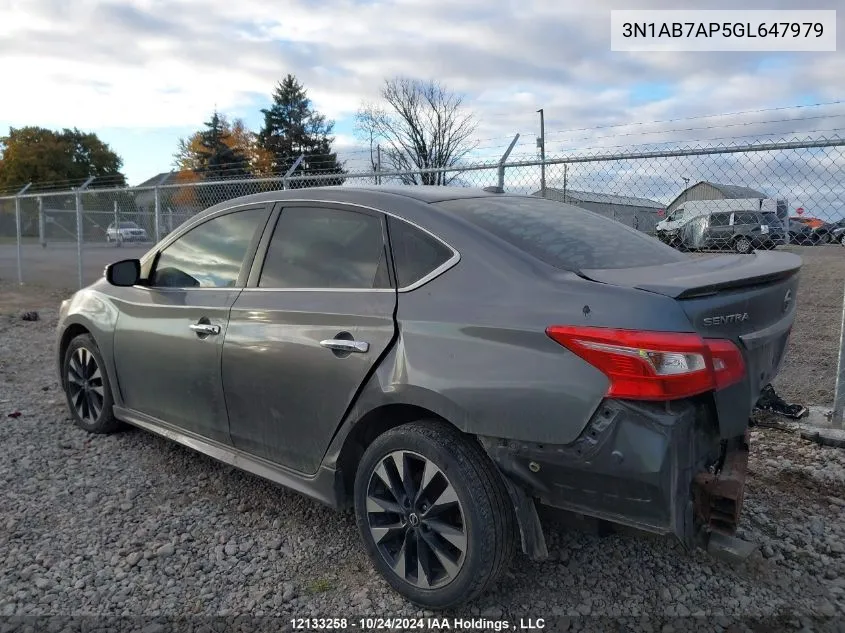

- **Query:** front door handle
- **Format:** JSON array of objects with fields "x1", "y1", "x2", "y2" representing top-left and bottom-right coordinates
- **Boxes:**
[
  {"x1": 190, "y1": 323, "x2": 220, "y2": 336},
  {"x1": 319, "y1": 339, "x2": 369, "y2": 353}
]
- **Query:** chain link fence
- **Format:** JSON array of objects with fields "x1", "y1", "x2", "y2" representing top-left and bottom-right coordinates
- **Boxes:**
[
  {"x1": 2, "y1": 134, "x2": 845, "y2": 412},
  {"x1": 2, "y1": 135, "x2": 843, "y2": 280}
]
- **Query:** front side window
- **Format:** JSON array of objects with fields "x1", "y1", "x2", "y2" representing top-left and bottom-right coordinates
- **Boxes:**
[
  {"x1": 150, "y1": 208, "x2": 266, "y2": 288},
  {"x1": 258, "y1": 206, "x2": 390, "y2": 289}
]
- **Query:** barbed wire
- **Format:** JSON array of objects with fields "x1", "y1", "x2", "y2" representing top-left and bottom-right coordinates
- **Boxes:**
[
  {"x1": 540, "y1": 99, "x2": 845, "y2": 137},
  {"x1": 551, "y1": 127, "x2": 845, "y2": 156},
  {"x1": 546, "y1": 113, "x2": 845, "y2": 145}
]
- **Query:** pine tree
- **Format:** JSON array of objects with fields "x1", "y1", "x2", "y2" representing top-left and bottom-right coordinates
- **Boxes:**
[
  {"x1": 196, "y1": 111, "x2": 249, "y2": 180},
  {"x1": 258, "y1": 75, "x2": 345, "y2": 186}
]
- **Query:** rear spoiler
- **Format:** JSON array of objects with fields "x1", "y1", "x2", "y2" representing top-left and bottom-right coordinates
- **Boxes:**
[{"x1": 579, "y1": 252, "x2": 802, "y2": 300}]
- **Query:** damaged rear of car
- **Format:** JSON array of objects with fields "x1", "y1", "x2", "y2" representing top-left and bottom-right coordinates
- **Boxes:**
[{"x1": 434, "y1": 196, "x2": 800, "y2": 559}]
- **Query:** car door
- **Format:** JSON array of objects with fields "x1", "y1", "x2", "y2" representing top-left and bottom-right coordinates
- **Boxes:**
[
  {"x1": 732, "y1": 211, "x2": 758, "y2": 243},
  {"x1": 222, "y1": 203, "x2": 397, "y2": 474},
  {"x1": 704, "y1": 212, "x2": 732, "y2": 248},
  {"x1": 111, "y1": 205, "x2": 271, "y2": 444}
]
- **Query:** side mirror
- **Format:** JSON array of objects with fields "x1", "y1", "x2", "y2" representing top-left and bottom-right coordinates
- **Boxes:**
[{"x1": 105, "y1": 259, "x2": 141, "y2": 287}]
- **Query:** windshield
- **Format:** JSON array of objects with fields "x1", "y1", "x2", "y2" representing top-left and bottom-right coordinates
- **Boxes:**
[
  {"x1": 119, "y1": 222, "x2": 139, "y2": 228},
  {"x1": 436, "y1": 196, "x2": 687, "y2": 271}
]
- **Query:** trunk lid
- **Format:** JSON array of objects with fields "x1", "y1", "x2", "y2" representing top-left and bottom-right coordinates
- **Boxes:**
[{"x1": 579, "y1": 251, "x2": 802, "y2": 438}]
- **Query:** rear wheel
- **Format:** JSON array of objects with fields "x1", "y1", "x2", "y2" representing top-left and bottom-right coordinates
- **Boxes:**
[
  {"x1": 734, "y1": 236, "x2": 753, "y2": 254},
  {"x1": 353, "y1": 421, "x2": 515, "y2": 609},
  {"x1": 62, "y1": 334, "x2": 122, "y2": 434}
]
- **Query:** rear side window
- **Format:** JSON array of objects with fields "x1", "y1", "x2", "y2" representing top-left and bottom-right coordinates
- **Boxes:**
[
  {"x1": 437, "y1": 197, "x2": 687, "y2": 271},
  {"x1": 388, "y1": 217, "x2": 453, "y2": 288},
  {"x1": 762, "y1": 212, "x2": 781, "y2": 226},
  {"x1": 734, "y1": 212, "x2": 759, "y2": 226},
  {"x1": 259, "y1": 206, "x2": 390, "y2": 289},
  {"x1": 710, "y1": 213, "x2": 731, "y2": 227}
]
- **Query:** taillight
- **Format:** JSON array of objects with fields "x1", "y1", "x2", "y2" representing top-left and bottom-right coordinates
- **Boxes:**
[{"x1": 545, "y1": 326, "x2": 745, "y2": 401}]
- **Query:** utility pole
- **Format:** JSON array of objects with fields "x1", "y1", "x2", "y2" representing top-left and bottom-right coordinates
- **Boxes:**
[{"x1": 537, "y1": 109, "x2": 546, "y2": 198}]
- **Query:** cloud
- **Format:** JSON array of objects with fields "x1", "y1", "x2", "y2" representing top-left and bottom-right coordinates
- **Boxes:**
[{"x1": 0, "y1": 0, "x2": 843, "y2": 191}]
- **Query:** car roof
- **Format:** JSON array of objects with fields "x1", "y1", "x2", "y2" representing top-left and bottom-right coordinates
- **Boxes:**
[{"x1": 194, "y1": 185, "x2": 518, "y2": 220}]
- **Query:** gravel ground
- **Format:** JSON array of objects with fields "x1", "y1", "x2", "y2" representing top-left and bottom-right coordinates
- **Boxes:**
[
  {"x1": 770, "y1": 246, "x2": 845, "y2": 408},
  {"x1": 1, "y1": 247, "x2": 845, "y2": 631}
]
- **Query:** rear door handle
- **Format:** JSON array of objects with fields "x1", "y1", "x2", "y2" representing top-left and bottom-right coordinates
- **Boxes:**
[
  {"x1": 190, "y1": 323, "x2": 220, "y2": 336},
  {"x1": 319, "y1": 339, "x2": 369, "y2": 353}
]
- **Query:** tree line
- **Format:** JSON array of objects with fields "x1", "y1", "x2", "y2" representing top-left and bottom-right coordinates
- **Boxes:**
[{"x1": 0, "y1": 74, "x2": 477, "y2": 193}]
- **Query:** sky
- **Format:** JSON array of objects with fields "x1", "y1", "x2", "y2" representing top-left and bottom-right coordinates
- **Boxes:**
[{"x1": 1, "y1": 0, "x2": 844, "y2": 214}]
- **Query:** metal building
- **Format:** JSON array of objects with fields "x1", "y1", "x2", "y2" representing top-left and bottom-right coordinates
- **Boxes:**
[
  {"x1": 532, "y1": 188, "x2": 665, "y2": 233},
  {"x1": 665, "y1": 182, "x2": 770, "y2": 215}
]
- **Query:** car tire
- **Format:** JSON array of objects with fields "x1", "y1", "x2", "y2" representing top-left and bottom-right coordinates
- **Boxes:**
[
  {"x1": 353, "y1": 420, "x2": 516, "y2": 609},
  {"x1": 734, "y1": 236, "x2": 753, "y2": 254},
  {"x1": 840, "y1": 234, "x2": 845, "y2": 246},
  {"x1": 62, "y1": 334, "x2": 122, "y2": 434}
]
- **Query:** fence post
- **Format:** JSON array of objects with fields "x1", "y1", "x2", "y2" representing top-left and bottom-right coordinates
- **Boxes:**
[
  {"x1": 38, "y1": 196, "x2": 46, "y2": 249},
  {"x1": 153, "y1": 172, "x2": 171, "y2": 242},
  {"x1": 14, "y1": 183, "x2": 32, "y2": 284},
  {"x1": 282, "y1": 155, "x2": 305, "y2": 190},
  {"x1": 376, "y1": 145, "x2": 382, "y2": 185},
  {"x1": 497, "y1": 134, "x2": 520, "y2": 190},
  {"x1": 75, "y1": 177, "x2": 95, "y2": 289},
  {"x1": 154, "y1": 188, "x2": 161, "y2": 243},
  {"x1": 833, "y1": 297, "x2": 845, "y2": 428},
  {"x1": 562, "y1": 164, "x2": 568, "y2": 203},
  {"x1": 113, "y1": 200, "x2": 120, "y2": 247}
]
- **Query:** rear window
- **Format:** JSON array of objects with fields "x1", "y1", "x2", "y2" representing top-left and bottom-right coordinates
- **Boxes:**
[{"x1": 436, "y1": 197, "x2": 687, "y2": 271}]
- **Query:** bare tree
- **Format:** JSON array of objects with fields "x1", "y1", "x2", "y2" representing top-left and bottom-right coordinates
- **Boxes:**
[{"x1": 355, "y1": 78, "x2": 478, "y2": 185}]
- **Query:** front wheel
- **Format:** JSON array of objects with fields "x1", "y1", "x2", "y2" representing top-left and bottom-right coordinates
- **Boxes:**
[
  {"x1": 62, "y1": 334, "x2": 122, "y2": 434},
  {"x1": 353, "y1": 421, "x2": 516, "y2": 609}
]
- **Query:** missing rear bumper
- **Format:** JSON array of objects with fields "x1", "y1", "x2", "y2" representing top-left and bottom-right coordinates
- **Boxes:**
[
  {"x1": 479, "y1": 399, "x2": 728, "y2": 554},
  {"x1": 693, "y1": 432, "x2": 750, "y2": 536}
]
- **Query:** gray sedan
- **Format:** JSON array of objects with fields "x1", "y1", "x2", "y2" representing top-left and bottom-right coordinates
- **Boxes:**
[{"x1": 57, "y1": 186, "x2": 801, "y2": 608}]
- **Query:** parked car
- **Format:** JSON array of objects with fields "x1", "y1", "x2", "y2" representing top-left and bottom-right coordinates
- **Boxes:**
[
  {"x1": 829, "y1": 219, "x2": 845, "y2": 245},
  {"x1": 57, "y1": 187, "x2": 801, "y2": 608},
  {"x1": 789, "y1": 216, "x2": 832, "y2": 245},
  {"x1": 656, "y1": 197, "x2": 784, "y2": 247},
  {"x1": 672, "y1": 210, "x2": 785, "y2": 254},
  {"x1": 106, "y1": 221, "x2": 149, "y2": 242}
]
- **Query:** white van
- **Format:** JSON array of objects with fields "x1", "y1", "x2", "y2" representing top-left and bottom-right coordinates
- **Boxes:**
[{"x1": 656, "y1": 198, "x2": 785, "y2": 243}]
